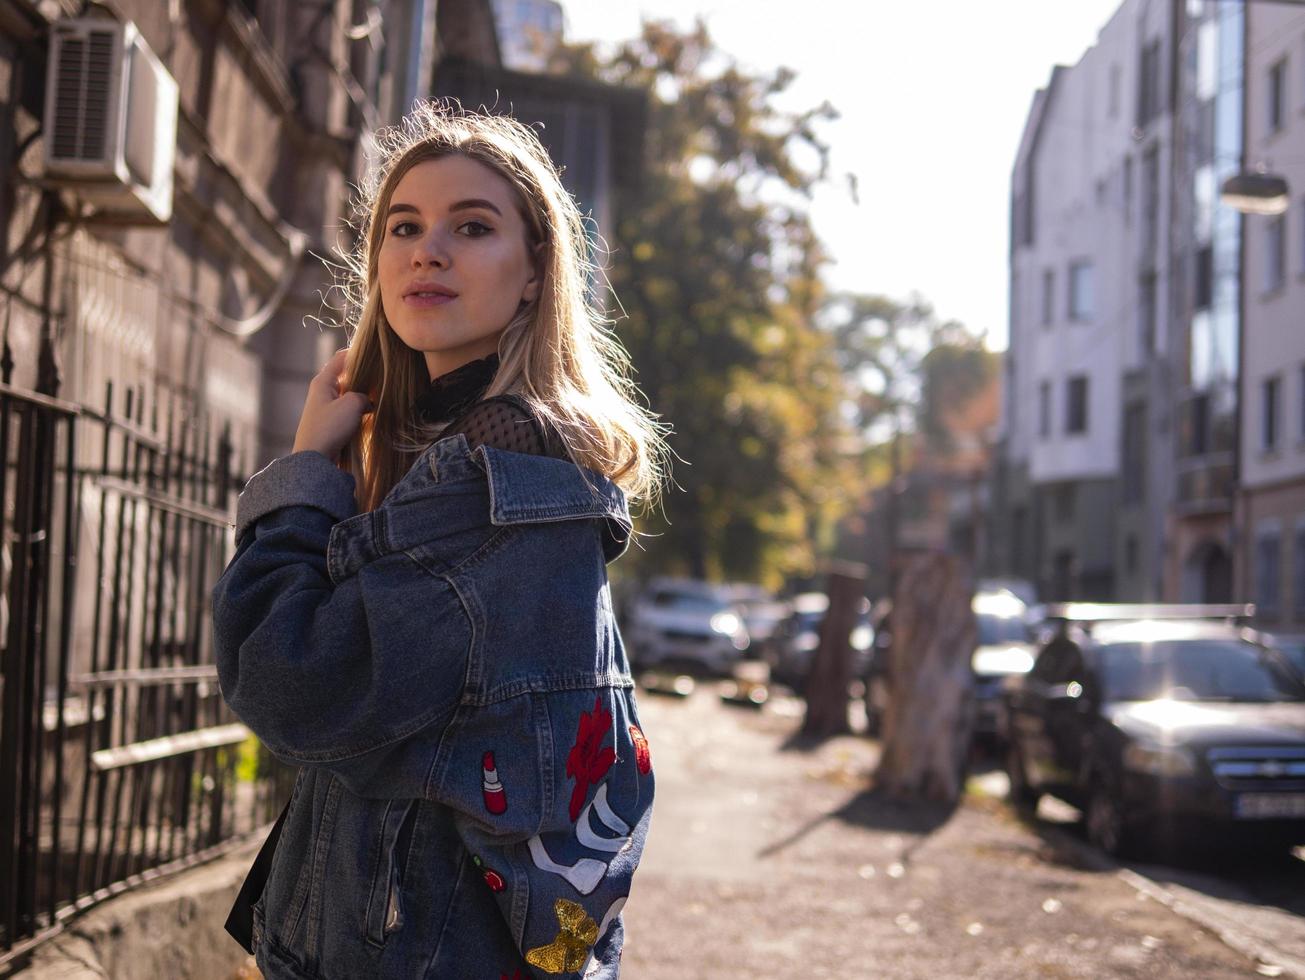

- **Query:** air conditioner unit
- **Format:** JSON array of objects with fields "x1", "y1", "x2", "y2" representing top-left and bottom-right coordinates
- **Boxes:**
[{"x1": 42, "y1": 17, "x2": 178, "y2": 224}]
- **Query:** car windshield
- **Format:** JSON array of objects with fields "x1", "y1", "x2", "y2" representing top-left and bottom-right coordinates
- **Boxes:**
[
  {"x1": 652, "y1": 593, "x2": 729, "y2": 615},
  {"x1": 977, "y1": 613, "x2": 1028, "y2": 645},
  {"x1": 1097, "y1": 639, "x2": 1305, "y2": 703}
]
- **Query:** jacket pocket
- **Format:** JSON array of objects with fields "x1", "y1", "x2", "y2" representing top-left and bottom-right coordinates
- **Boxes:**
[{"x1": 364, "y1": 798, "x2": 421, "y2": 947}]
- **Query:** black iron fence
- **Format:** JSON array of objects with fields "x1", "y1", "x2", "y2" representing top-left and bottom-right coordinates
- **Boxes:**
[{"x1": 0, "y1": 363, "x2": 294, "y2": 964}]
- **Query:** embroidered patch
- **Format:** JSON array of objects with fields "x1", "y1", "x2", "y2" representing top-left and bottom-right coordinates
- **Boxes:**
[
  {"x1": 527, "y1": 835, "x2": 607, "y2": 895},
  {"x1": 525, "y1": 898, "x2": 599, "y2": 974},
  {"x1": 629, "y1": 725, "x2": 651, "y2": 775},
  {"x1": 482, "y1": 751, "x2": 507, "y2": 814},
  {"x1": 566, "y1": 696, "x2": 615, "y2": 821},
  {"x1": 473, "y1": 854, "x2": 506, "y2": 892},
  {"x1": 574, "y1": 784, "x2": 631, "y2": 853},
  {"x1": 527, "y1": 783, "x2": 632, "y2": 893}
]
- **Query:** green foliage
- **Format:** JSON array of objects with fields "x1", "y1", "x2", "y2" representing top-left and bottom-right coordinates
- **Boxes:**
[
  {"x1": 918, "y1": 342, "x2": 998, "y2": 452},
  {"x1": 555, "y1": 21, "x2": 854, "y2": 588}
]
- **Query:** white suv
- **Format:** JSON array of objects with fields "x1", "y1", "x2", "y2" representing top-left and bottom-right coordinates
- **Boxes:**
[{"x1": 625, "y1": 578, "x2": 751, "y2": 675}]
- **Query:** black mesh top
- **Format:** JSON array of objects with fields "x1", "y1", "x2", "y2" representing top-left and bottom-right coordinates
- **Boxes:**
[
  {"x1": 443, "y1": 394, "x2": 571, "y2": 459},
  {"x1": 412, "y1": 353, "x2": 571, "y2": 461}
]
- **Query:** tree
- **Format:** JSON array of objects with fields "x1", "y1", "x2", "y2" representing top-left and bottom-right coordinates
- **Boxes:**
[
  {"x1": 875, "y1": 552, "x2": 976, "y2": 804},
  {"x1": 554, "y1": 22, "x2": 855, "y2": 587}
]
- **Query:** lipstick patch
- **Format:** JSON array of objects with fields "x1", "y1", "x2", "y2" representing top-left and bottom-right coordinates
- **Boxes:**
[{"x1": 482, "y1": 751, "x2": 507, "y2": 815}]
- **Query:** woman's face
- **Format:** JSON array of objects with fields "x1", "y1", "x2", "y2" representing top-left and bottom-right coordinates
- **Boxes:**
[{"x1": 378, "y1": 154, "x2": 540, "y2": 380}]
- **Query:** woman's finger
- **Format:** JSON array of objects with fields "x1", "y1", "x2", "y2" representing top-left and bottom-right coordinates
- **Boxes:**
[{"x1": 311, "y1": 348, "x2": 350, "y2": 393}]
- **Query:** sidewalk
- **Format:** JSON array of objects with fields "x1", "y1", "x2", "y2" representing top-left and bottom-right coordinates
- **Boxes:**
[{"x1": 620, "y1": 683, "x2": 1267, "y2": 979}]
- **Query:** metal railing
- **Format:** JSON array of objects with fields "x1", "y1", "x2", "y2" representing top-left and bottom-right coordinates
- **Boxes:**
[{"x1": 0, "y1": 368, "x2": 294, "y2": 964}]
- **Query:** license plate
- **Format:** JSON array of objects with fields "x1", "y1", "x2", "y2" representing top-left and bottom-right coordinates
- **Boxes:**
[{"x1": 1234, "y1": 793, "x2": 1305, "y2": 819}]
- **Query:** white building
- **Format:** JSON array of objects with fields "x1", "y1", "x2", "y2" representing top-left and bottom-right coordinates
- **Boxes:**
[
  {"x1": 997, "y1": 0, "x2": 1175, "y2": 601},
  {"x1": 1240, "y1": 3, "x2": 1305, "y2": 634}
]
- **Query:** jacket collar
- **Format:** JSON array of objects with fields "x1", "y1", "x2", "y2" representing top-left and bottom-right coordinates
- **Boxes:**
[
  {"x1": 331, "y1": 434, "x2": 633, "y2": 582},
  {"x1": 473, "y1": 442, "x2": 632, "y2": 564}
]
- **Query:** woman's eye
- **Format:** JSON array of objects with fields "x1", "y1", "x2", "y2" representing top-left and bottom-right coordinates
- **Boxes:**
[
  {"x1": 389, "y1": 221, "x2": 418, "y2": 237},
  {"x1": 458, "y1": 220, "x2": 493, "y2": 237}
]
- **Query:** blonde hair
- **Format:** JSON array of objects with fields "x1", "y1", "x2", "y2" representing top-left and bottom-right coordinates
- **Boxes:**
[{"x1": 333, "y1": 99, "x2": 669, "y2": 514}]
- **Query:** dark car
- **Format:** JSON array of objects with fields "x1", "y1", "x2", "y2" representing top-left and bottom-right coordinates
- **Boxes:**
[
  {"x1": 1264, "y1": 633, "x2": 1305, "y2": 678},
  {"x1": 1002, "y1": 604, "x2": 1305, "y2": 858},
  {"x1": 768, "y1": 593, "x2": 874, "y2": 691}
]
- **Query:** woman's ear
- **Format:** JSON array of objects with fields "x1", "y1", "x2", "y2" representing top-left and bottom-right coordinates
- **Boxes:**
[{"x1": 521, "y1": 242, "x2": 545, "y2": 304}]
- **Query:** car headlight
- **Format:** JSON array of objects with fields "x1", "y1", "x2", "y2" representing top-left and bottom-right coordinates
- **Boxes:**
[
  {"x1": 1122, "y1": 741, "x2": 1196, "y2": 778},
  {"x1": 710, "y1": 612, "x2": 741, "y2": 636}
]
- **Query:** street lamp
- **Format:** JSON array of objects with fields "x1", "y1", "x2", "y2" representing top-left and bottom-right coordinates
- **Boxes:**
[{"x1": 1219, "y1": 171, "x2": 1290, "y2": 215}]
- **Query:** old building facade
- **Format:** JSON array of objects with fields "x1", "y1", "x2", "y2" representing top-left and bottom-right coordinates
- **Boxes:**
[{"x1": 1239, "y1": 1, "x2": 1305, "y2": 635}]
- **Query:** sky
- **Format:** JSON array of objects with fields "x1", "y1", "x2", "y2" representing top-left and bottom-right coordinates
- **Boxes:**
[{"x1": 561, "y1": 0, "x2": 1127, "y2": 350}]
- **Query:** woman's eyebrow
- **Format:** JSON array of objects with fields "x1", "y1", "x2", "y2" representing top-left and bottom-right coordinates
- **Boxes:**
[
  {"x1": 449, "y1": 198, "x2": 503, "y2": 216},
  {"x1": 385, "y1": 199, "x2": 503, "y2": 218}
]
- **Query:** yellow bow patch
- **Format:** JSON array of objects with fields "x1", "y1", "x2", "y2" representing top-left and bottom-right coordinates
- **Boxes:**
[{"x1": 524, "y1": 898, "x2": 599, "y2": 974}]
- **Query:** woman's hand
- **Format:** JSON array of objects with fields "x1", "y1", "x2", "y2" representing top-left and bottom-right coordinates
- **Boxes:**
[{"x1": 292, "y1": 348, "x2": 373, "y2": 463}]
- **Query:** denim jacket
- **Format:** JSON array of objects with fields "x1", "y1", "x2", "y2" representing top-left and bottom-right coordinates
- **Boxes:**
[{"x1": 211, "y1": 433, "x2": 653, "y2": 979}]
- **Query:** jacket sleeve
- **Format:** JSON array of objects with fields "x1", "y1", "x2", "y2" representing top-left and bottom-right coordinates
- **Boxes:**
[
  {"x1": 211, "y1": 451, "x2": 471, "y2": 799},
  {"x1": 430, "y1": 686, "x2": 652, "y2": 978}
]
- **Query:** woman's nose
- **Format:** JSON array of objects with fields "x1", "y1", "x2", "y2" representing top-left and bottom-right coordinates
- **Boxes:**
[{"x1": 412, "y1": 230, "x2": 450, "y2": 268}]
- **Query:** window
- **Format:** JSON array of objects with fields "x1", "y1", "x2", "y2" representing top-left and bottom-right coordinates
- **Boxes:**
[
  {"x1": 1123, "y1": 156, "x2": 1133, "y2": 226},
  {"x1": 1068, "y1": 261, "x2": 1094, "y2": 321},
  {"x1": 1269, "y1": 58, "x2": 1286, "y2": 134},
  {"x1": 1066, "y1": 375, "x2": 1089, "y2": 434},
  {"x1": 1265, "y1": 214, "x2": 1286, "y2": 293},
  {"x1": 1300, "y1": 364, "x2": 1305, "y2": 442},
  {"x1": 1121, "y1": 401, "x2": 1146, "y2": 503},
  {"x1": 1190, "y1": 392, "x2": 1210, "y2": 455},
  {"x1": 1295, "y1": 523, "x2": 1305, "y2": 621},
  {"x1": 1039, "y1": 381, "x2": 1051, "y2": 438},
  {"x1": 1141, "y1": 146, "x2": 1160, "y2": 254},
  {"x1": 1137, "y1": 40, "x2": 1164, "y2": 127},
  {"x1": 1054, "y1": 484, "x2": 1076, "y2": 522},
  {"x1": 1194, "y1": 244, "x2": 1213, "y2": 309},
  {"x1": 1256, "y1": 526, "x2": 1282, "y2": 619},
  {"x1": 1138, "y1": 273, "x2": 1157, "y2": 353},
  {"x1": 1042, "y1": 269, "x2": 1055, "y2": 327},
  {"x1": 1300, "y1": 197, "x2": 1305, "y2": 275},
  {"x1": 1263, "y1": 374, "x2": 1281, "y2": 452}
]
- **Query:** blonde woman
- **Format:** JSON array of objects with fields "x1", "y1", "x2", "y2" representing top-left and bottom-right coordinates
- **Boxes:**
[{"x1": 213, "y1": 100, "x2": 667, "y2": 979}]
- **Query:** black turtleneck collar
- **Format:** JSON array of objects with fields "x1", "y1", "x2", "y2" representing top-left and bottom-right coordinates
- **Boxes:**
[{"x1": 412, "y1": 352, "x2": 500, "y2": 425}]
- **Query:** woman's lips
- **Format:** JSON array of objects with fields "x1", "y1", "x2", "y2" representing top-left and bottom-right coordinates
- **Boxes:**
[{"x1": 404, "y1": 292, "x2": 456, "y2": 308}]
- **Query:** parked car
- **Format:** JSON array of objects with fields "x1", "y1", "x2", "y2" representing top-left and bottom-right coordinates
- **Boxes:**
[
  {"x1": 768, "y1": 592, "x2": 874, "y2": 690},
  {"x1": 1264, "y1": 633, "x2": 1305, "y2": 678},
  {"x1": 727, "y1": 583, "x2": 790, "y2": 662},
  {"x1": 976, "y1": 576, "x2": 1039, "y2": 609},
  {"x1": 971, "y1": 590, "x2": 1037, "y2": 746},
  {"x1": 1002, "y1": 604, "x2": 1305, "y2": 858},
  {"x1": 625, "y1": 578, "x2": 751, "y2": 675}
]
